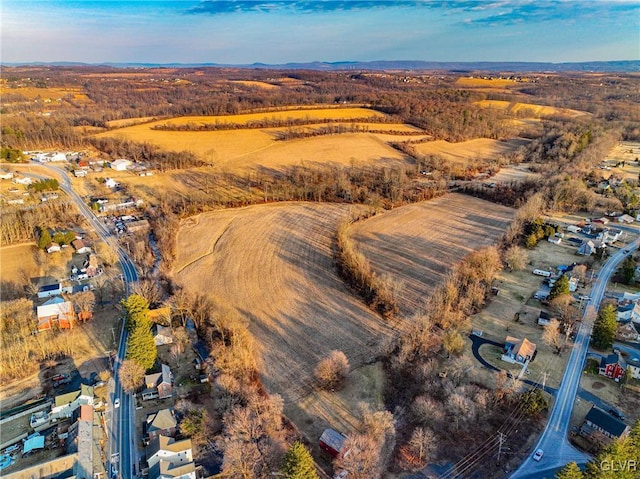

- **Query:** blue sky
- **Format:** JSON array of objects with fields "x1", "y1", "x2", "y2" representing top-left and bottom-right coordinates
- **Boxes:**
[{"x1": 1, "y1": 1, "x2": 638, "y2": 64}]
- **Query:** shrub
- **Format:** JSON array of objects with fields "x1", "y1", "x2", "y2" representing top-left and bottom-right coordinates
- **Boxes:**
[{"x1": 314, "y1": 350, "x2": 349, "y2": 390}]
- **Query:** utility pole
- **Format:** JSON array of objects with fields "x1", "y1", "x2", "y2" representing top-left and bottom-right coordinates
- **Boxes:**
[
  {"x1": 497, "y1": 432, "x2": 505, "y2": 465},
  {"x1": 542, "y1": 372, "x2": 547, "y2": 391}
]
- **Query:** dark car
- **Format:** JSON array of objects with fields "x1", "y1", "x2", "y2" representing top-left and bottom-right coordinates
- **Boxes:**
[{"x1": 608, "y1": 408, "x2": 625, "y2": 421}]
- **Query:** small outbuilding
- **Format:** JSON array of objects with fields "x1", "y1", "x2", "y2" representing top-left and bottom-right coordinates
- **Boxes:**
[{"x1": 319, "y1": 428, "x2": 347, "y2": 458}]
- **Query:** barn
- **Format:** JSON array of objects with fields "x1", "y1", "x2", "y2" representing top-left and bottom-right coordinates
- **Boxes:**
[{"x1": 319, "y1": 428, "x2": 347, "y2": 458}]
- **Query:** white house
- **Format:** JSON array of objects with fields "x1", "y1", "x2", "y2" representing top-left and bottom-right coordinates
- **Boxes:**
[
  {"x1": 146, "y1": 436, "x2": 196, "y2": 479},
  {"x1": 617, "y1": 214, "x2": 635, "y2": 224},
  {"x1": 566, "y1": 225, "x2": 582, "y2": 234},
  {"x1": 617, "y1": 302, "x2": 640, "y2": 323},
  {"x1": 50, "y1": 385, "x2": 93, "y2": 420},
  {"x1": 110, "y1": 159, "x2": 132, "y2": 171},
  {"x1": 37, "y1": 283, "x2": 63, "y2": 299},
  {"x1": 154, "y1": 325, "x2": 174, "y2": 346},
  {"x1": 72, "y1": 239, "x2": 91, "y2": 254},
  {"x1": 34, "y1": 152, "x2": 67, "y2": 163},
  {"x1": 104, "y1": 178, "x2": 119, "y2": 189},
  {"x1": 13, "y1": 176, "x2": 32, "y2": 186},
  {"x1": 626, "y1": 358, "x2": 640, "y2": 380},
  {"x1": 46, "y1": 242, "x2": 62, "y2": 253},
  {"x1": 0, "y1": 171, "x2": 14, "y2": 180}
]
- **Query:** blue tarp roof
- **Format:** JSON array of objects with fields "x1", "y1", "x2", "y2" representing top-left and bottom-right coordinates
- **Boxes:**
[{"x1": 23, "y1": 435, "x2": 45, "y2": 454}]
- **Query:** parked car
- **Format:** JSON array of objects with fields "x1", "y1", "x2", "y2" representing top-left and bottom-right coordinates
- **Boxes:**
[
  {"x1": 114, "y1": 398, "x2": 120, "y2": 409},
  {"x1": 608, "y1": 408, "x2": 625, "y2": 421},
  {"x1": 53, "y1": 377, "x2": 72, "y2": 388},
  {"x1": 533, "y1": 449, "x2": 544, "y2": 461}
]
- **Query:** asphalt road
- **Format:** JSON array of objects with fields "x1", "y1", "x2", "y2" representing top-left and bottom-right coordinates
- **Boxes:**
[
  {"x1": 18, "y1": 162, "x2": 139, "y2": 479},
  {"x1": 509, "y1": 238, "x2": 640, "y2": 479}
]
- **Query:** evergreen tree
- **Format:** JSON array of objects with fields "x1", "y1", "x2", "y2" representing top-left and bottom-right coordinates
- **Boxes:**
[
  {"x1": 121, "y1": 294, "x2": 150, "y2": 330},
  {"x1": 621, "y1": 255, "x2": 636, "y2": 285},
  {"x1": 591, "y1": 304, "x2": 617, "y2": 350},
  {"x1": 280, "y1": 442, "x2": 318, "y2": 479},
  {"x1": 556, "y1": 462, "x2": 583, "y2": 479},
  {"x1": 38, "y1": 227, "x2": 51, "y2": 249},
  {"x1": 126, "y1": 323, "x2": 157, "y2": 370},
  {"x1": 549, "y1": 274, "x2": 570, "y2": 300}
]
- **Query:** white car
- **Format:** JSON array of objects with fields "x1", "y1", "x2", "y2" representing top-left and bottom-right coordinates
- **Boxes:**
[
  {"x1": 114, "y1": 398, "x2": 120, "y2": 409},
  {"x1": 533, "y1": 448, "x2": 544, "y2": 461}
]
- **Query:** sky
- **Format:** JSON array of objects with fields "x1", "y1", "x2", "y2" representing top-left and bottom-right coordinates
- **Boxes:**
[{"x1": 1, "y1": 0, "x2": 639, "y2": 64}]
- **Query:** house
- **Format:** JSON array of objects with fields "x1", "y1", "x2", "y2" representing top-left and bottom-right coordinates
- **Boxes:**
[
  {"x1": 616, "y1": 302, "x2": 640, "y2": 323},
  {"x1": 46, "y1": 242, "x2": 61, "y2": 253},
  {"x1": 145, "y1": 409, "x2": 177, "y2": 441},
  {"x1": 502, "y1": 336, "x2": 536, "y2": 365},
  {"x1": 568, "y1": 277, "x2": 579, "y2": 293},
  {"x1": 72, "y1": 239, "x2": 91, "y2": 254},
  {"x1": 626, "y1": 358, "x2": 640, "y2": 380},
  {"x1": 548, "y1": 236, "x2": 562, "y2": 245},
  {"x1": 319, "y1": 428, "x2": 348, "y2": 458},
  {"x1": 154, "y1": 325, "x2": 174, "y2": 346},
  {"x1": 537, "y1": 311, "x2": 552, "y2": 326},
  {"x1": 143, "y1": 364, "x2": 173, "y2": 400},
  {"x1": 599, "y1": 354, "x2": 625, "y2": 381},
  {"x1": 593, "y1": 216, "x2": 610, "y2": 225},
  {"x1": 110, "y1": 159, "x2": 132, "y2": 171},
  {"x1": 0, "y1": 171, "x2": 14, "y2": 180},
  {"x1": 36, "y1": 297, "x2": 75, "y2": 331},
  {"x1": 127, "y1": 219, "x2": 150, "y2": 234},
  {"x1": 104, "y1": 178, "x2": 119, "y2": 189},
  {"x1": 50, "y1": 385, "x2": 94, "y2": 420},
  {"x1": 566, "y1": 225, "x2": 582, "y2": 234},
  {"x1": 146, "y1": 435, "x2": 196, "y2": 479},
  {"x1": 84, "y1": 254, "x2": 100, "y2": 277},
  {"x1": 617, "y1": 322, "x2": 640, "y2": 342},
  {"x1": 37, "y1": 283, "x2": 63, "y2": 299},
  {"x1": 73, "y1": 169, "x2": 87, "y2": 178},
  {"x1": 617, "y1": 214, "x2": 635, "y2": 223},
  {"x1": 577, "y1": 240, "x2": 596, "y2": 256},
  {"x1": 580, "y1": 406, "x2": 630, "y2": 445},
  {"x1": 13, "y1": 176, "x2": 33, "y2": 185}
]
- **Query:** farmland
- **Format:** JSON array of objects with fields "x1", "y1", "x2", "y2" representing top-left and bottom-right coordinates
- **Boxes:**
[
  {"x1": 475, "y1": 99, "x2": 589, "y2": 119},
  {"x1": 413, "y1": 137, "x2": 531, "y2": 166},
  {"x1": 0, "y1": 243, "x2": 40, "y2": 284},
  {"x1": 173, "y1": 202, "x2": 400, "y2": 403},
  {"x1": 93, "y1": 107, "x2": 421, "y2": 172},
  {"x1": 349, "y1": 193, "x2": 515, "y2": 316}
]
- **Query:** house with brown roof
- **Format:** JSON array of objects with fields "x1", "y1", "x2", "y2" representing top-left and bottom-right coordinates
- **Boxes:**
[
  {"x1": 502, "y1": 336, "x2": 536, "y2": 365},
  {"x1": 145, "y1": 409, "x2": 177, "y2": 442},
  {"x1": 37, "y1": 297, "x2": 75, "y2": 331},
  {"x1": 46, "y1": 242, "x2": 61, "y2": 253},
  {"x1": 71, "y1": 239, "x2": 91, "y2": 254},
  {"x1": 146, "y1": 435, "x2": 196, "y2": 479}
]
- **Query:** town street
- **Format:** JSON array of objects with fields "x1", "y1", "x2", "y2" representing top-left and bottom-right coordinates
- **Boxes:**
[{"x1": 509, "y1": 238, "x2": 639, "y2": 479}]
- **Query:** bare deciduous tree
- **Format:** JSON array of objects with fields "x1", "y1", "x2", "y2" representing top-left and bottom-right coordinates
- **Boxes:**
[
  {"x1": 119, "y1": 359, "x2": 144, "y2": 393},
  {"x1": 542, "y1": 319, "x2": 564, "y2": 354},
  {"x1": 398, "y1": 427, "x2": 436, "y2": 471},
  {"x1": 314, "y1": 350, "x2": 350, "y2": 390},
  {"x1": 503, "y1": 245, "x2": 528, "y2": 271}
]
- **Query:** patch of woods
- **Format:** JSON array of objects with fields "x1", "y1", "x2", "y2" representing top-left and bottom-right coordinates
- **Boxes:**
[
  {"x1": 149, "y1": 114, "x2": 397, "y2": 131},
  {"x1": 1, "y1": 200, "x2": 83, "y2": 245},
  {"x1": 335, "y1": 214, "x2": 401, "y2": 318},
  {"x1": 88, "y1": 137, "x2": 207, "y2": 172}
]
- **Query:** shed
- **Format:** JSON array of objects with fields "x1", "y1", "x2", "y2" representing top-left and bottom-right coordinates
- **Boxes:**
[{"x1": 319, "y1": 428, "x2": 347, "y2": 457}]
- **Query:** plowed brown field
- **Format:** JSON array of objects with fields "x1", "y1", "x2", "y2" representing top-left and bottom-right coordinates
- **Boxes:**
[
  {"x1": 350, "y1": 194, "x2": 515, "y2": 315},
  {"x1": 173, "y1": 202, "x2": 399, "y2": 403}
]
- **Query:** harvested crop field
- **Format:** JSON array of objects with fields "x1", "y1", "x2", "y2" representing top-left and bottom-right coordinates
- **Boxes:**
[
  {"x1": 475, "y1": 99, "x2": 588, "y2": 118},
  {"x1": 349, "y1": 194, "x2": 515, "y2": 316},
  {"x1": 95, "y1": 108, "x2": 416, "y2": 172},
  {"x1": 413, "y1": 138, "x2": 531, "y2": 165},
  {"x1": 173, "y1": 203, "x2": 399, "y2": 403},
  {"x1": 0, "y1": 243, "x2": 39, "y2": 284}
]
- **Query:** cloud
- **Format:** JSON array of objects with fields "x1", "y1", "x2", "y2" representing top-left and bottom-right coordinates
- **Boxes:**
[{"x1": 188, "y1": 1, "x2": 428, "y2": 15}]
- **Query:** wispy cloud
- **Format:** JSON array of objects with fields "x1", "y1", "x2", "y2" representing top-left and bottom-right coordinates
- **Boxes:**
[{"x1": 188, "y1": 1, "x2": 428, "y2": 15}]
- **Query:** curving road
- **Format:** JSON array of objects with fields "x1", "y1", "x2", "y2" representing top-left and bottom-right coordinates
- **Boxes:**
[
  {"x1": 509, "y1": 238, "x2": 639, "y2": 479},
  {"x1": 14, "y1": 162, "x2": 139, "y2": 479}
]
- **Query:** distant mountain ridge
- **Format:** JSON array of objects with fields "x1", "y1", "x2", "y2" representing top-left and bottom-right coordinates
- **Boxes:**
[{"x1": 3, "y1": 60, "x2": 639, "y2": 72}]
